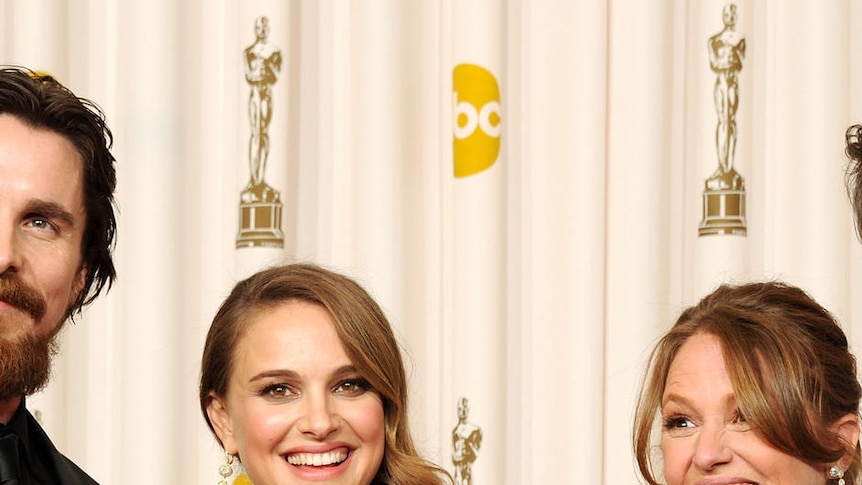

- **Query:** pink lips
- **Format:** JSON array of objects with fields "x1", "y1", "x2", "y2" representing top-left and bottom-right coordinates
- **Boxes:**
[
  {"x1": 283, "y1": 445, "x2": 353, "y2": 480},
  {"x1": 694, "y1": 478, "x2": 758, "y2": 485}
]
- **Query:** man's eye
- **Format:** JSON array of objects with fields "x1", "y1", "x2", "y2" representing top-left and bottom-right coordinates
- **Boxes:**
[
  {"x1": 25, "y1": 217, "x2": 62, "y2": 237},
  {"x1": 28, "y1": 219, "x2": 54, "y2": 231}
]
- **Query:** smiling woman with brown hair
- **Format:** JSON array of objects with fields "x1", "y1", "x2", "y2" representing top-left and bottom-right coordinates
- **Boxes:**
[
  {"x1": 200, "y1": 263, "x2": 451, "y2": 485},
  {"x1": 633, "y1": 281, "x2": 861, "y2": 485}
]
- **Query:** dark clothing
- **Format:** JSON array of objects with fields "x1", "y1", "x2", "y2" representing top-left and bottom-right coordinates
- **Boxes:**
[{"x1": 0, "y1": 400, "x2": 97, "y2": 484}]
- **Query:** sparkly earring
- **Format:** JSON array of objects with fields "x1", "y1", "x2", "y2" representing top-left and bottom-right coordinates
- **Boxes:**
[
  {"x1": 828, "y1": 465, "x2": 845, "y2": 485},
  {"x1": 217, "y1": 452, "x2": 235, "y2": 485}
]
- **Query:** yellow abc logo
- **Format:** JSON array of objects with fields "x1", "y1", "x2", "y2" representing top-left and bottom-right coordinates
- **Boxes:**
[{"x1": 453, "y1": 64, "x2": 501, "y2": 178}]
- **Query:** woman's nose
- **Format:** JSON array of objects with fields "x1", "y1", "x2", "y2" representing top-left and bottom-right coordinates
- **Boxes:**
[
  {"x1": 297, "y1": 393, "x2": 339, "y2": 439},
  {"x1": 692, "y1": 424, "x2": 733, "y2": 471}
]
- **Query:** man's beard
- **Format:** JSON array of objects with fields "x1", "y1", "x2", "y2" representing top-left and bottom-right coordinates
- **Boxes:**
[
  {"x1": 0, "y1": 275, "x2": 46, "y2": 323},
  {"x1": 0, "y1": 274, "x2": 55, "y2": 399},
  {"x1": 0, "y1": 332, "x2": 58, "y2": 399}
]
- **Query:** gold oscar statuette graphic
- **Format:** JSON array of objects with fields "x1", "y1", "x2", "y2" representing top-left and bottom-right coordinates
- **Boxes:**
[
  {"x1": 237, "y1": 15, "x2": 285, "y2": 248},
  {"x1": 452, "y1": 397, "x2": 482, "y2": 485},
  {"x1": 699, "y1": 3, "x2": 747, "y2": 237}
]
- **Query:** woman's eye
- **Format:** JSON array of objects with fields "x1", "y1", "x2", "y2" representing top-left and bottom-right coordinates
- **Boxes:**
[
  {"x1": 262, "y1": 384, "x2": 295, "y2": 398},
  {"x1": 729, "y1": 409, "x2": 751, "y2": 431},
  {"x1": 334, "y1": 378, "x2": 370, "y2": 395},
  {"x1": 663, "y1": 416, "x2": 695, "y2": 430}
]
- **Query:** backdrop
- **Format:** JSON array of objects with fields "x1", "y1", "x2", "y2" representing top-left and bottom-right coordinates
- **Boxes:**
[{"x1": 1, "y1": 0, "x2": 861, "y2": 483}]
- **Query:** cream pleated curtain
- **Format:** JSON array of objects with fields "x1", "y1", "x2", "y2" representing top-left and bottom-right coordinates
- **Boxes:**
[{"x1": 1, "y1": 0, "x2": 861, "y2": 483}]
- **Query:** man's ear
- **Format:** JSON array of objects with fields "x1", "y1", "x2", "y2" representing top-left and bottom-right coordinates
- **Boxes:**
[
  {"x1": 206, "y1": 393, "x2": 239, "y2": 455},
  {"x1": 73, "y1": 265, "x2": 87, "y2": 300}
]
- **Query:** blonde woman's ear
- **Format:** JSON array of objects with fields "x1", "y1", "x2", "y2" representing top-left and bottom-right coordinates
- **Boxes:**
[{"x1": 207, "y1": 393, "x2": 239, "y2": 455}]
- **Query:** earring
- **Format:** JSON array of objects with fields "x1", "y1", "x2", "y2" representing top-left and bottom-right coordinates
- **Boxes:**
[
  {"x1": 217, "y1": 452, "x2": 235, "y2": 485},
  {"x1": 828, "y1": 465, "x2": 845, "y2": 485}
]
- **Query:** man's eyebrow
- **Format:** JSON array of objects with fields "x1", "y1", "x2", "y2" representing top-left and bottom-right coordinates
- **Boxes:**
[{"x1": 24, "y1": 199, "x2": 76, "y2": 228}]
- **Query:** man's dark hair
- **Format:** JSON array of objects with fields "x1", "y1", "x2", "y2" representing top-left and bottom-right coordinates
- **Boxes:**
[{"x1": 0, "y1": 66, "x2": 117, "y2": 315}]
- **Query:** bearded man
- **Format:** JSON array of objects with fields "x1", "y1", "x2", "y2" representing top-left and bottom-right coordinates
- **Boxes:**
[{"x1": 0, "y1": 66, "x2": 117, "y2": 484}]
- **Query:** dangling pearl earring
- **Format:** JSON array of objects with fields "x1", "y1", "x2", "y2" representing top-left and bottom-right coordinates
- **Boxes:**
[
  {"x1": 828, "y1": 465, "x2": 846, "y2": 485},
  {"x1": 218, "y1": 452, "x2": 235, "y2": 485}
]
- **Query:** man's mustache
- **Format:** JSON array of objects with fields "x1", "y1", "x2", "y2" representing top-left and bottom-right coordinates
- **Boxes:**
[{"x1": 0, "y1": 275, "x2": 46, "y2": 322}]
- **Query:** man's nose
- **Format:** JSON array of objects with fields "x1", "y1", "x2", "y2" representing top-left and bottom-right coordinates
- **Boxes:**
[{"x1": 0, "y1": 223, "x2": 21, "y2": 275}]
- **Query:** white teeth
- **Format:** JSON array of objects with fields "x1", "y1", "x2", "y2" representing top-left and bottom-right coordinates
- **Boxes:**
[{"x1": 286, "y1": 450, "x2": 348, "y2": 467}]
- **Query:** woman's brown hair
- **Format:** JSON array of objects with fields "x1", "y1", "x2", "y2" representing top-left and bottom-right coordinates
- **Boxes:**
[{"x1": 633, "y1": 281, "x2": 861, "y2": 484}]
